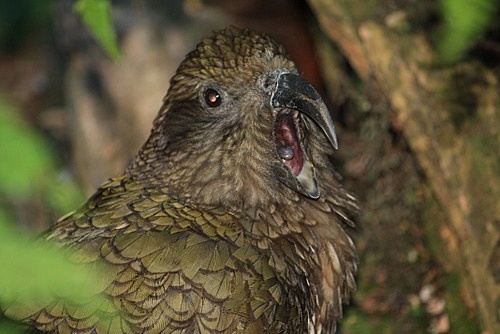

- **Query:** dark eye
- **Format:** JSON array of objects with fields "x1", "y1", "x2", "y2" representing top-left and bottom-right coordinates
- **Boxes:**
[{"x1": 204, "y1": 88, "x2": 221, "y2": 107}]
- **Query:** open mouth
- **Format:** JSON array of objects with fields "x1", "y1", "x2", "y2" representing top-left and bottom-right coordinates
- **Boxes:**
[{"x1": 274, "y1": 109, "x2": 304, "y2": 176}]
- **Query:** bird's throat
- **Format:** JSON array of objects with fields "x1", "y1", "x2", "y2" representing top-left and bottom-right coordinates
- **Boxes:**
[{"x1": 274, "y1": 110, "x2": 304, "y2": 176}]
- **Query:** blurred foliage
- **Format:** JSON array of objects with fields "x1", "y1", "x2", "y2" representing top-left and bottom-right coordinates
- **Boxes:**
[
  {"x1": 74, "y1": 0, "x2": 121, "y2": 60},
  {"x1": 0, "y1": 0, "x2": 52, "y2": 53},
  {"x1": 0, "y1": 98, "x2": 84, "y2": 212},
  {"x1": 0, "y1": 2, "x2": 118, "y2": 330},
  {"x1": 0, "y1": 0, "x2": 120, "y2": 58},
  {"x1": 0, "y1": 98, "x2": 94, "y2": 330},
  {"x1": 342, "y1": 309, "x2": 393, "y2": 334},
  {"x1": 0, "y1": 210, "x2": 99, "y2": 304},
  {"x1": 438, "y1": 0, "x2": 497, "y2": 62},
  {"x1": 0, "y1": 100, "x2": 53, "y2": 198},
  {"x1": 0, "y1": 320, "x2": 24, "y2": 334}
]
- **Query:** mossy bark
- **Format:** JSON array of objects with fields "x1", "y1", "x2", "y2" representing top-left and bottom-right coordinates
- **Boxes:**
[{"x1": 308, "y1": 0, "x2": 499, "y2": 332}]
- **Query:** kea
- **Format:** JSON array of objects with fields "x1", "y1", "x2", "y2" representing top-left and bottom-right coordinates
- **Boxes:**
[{"x1": 4, "y1": 26, "x2": 358, "y2": 333}]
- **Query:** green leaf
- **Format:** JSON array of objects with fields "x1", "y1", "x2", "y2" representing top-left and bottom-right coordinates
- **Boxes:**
[
  {"x1": 0, "y1": 321, "x2": 24, "y2": 334},
  {"x1": 438, "y1": 0, "x2": 496, "y2": 62},
  {"x1": 0, "y1": 210, "x2": 102, "y2": 307},
  {"x1": 0, "y1": 98, "x2": 53, "y2": 198},
  {"x1": 46, "y1": 174, "x2": 85, "y2": 215},
  {"x1": 0, "y1": 98, "x2": 104, "y2": 326},
  {"x1": 74, "y1": 0, "x2": 121, "y2": 60}
]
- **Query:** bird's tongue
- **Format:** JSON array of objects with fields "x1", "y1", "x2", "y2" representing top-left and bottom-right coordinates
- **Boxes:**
[{"x1": 275, "y1": 111, "x2": 304, "y2": 176}]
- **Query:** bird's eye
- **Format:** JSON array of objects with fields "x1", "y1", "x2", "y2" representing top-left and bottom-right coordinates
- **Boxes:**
[{"x1": 204, "y1": 89, "x2": 222, "y2": 107}]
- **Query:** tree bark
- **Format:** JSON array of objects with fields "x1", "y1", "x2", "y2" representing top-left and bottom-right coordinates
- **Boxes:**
[{"x1": 308, "y1": 0, "x2": 499, "y2": 332}]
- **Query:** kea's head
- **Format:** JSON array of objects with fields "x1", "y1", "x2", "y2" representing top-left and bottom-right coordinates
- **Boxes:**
[{"x1": 132, "y1": 26, "x2": 340, "y2": 209}]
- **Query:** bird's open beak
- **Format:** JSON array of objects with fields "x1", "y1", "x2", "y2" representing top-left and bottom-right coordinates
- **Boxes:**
[
  {"x1": 272, "y1": 72, "x2": 338, "y2": 150},
  {"x1": 271, "y1": 72, "x2": 337, "y2": 199}
]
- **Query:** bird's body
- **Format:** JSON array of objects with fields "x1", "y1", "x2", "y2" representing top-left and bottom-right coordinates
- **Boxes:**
[{"x1": 5, "y1": 26, "x2": 358, "y2": 333}]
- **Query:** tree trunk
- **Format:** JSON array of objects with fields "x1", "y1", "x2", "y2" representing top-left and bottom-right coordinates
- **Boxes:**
[{"x1": 307, "y1": 0, "x2": 499, "y2": 332}]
